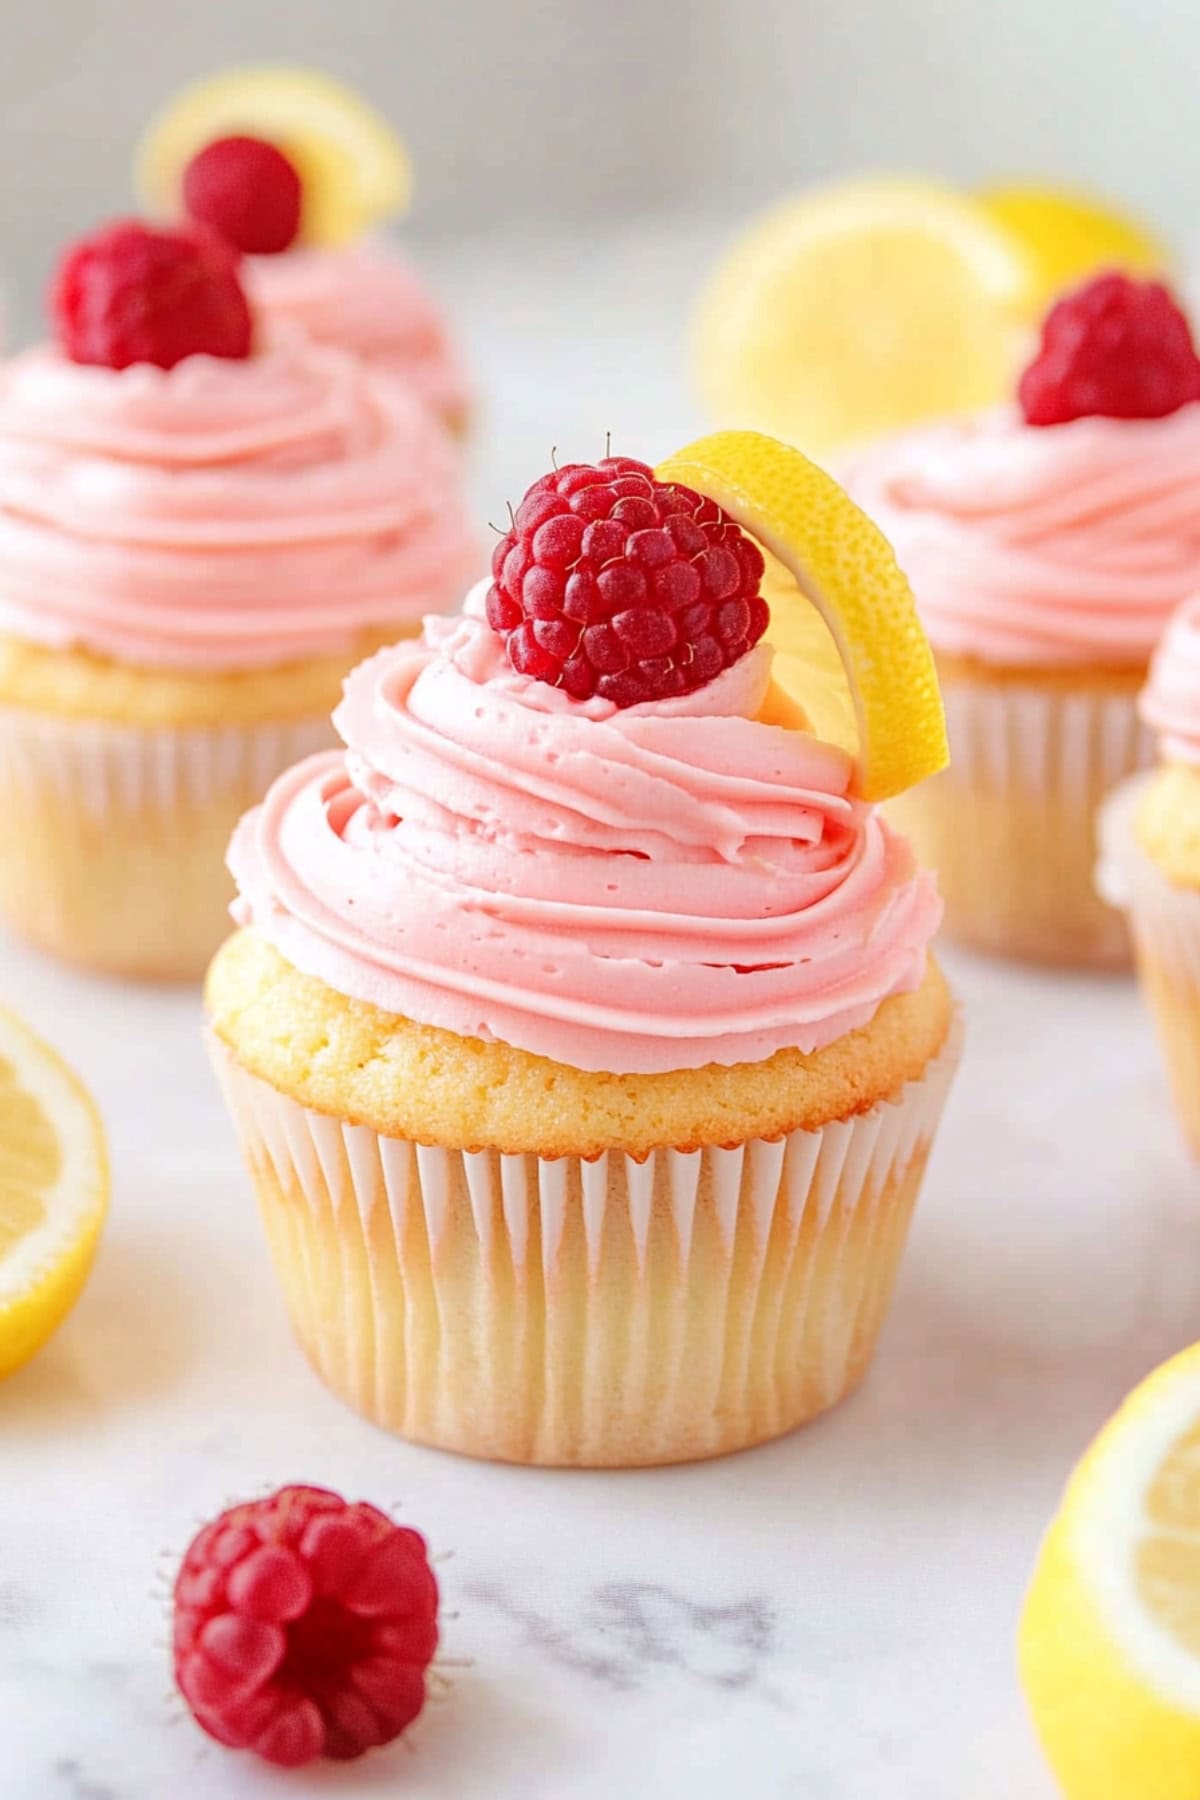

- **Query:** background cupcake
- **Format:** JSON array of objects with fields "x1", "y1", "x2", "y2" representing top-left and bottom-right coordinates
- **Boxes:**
[
  {"x1": 1099, "y1": 594, "x2": 1200, "y2": 1155},
  {"x1": 207, "y1": 433, "x2": 959, "y2": 1468},
  {"x1": 137, "y1": 66, "x2": 471, "y2": 434},
  {"x1": 0, "y1": 217, "x2": 475, "y2": 980},
  {"x1": 847, "y1": 272, "x2": 1200, "y2": 968}
]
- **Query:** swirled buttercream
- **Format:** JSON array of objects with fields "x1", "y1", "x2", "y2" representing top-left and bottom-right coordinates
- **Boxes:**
[
  {"x1": 247, "y1": 243, "x2": 470, "y2": 427},
  {"x1": 1141, "y1": 594, "x2": 1200, "y2": 764},
  {"x1": 0, "y1": 338, "x2": 476, "y2": 670},
  {"x1": 845, "y1": 404, "x2": 1200, "y2": 668},
  {"x1": 229, "y1": 584, "x2": 942, "y2": 1073}
]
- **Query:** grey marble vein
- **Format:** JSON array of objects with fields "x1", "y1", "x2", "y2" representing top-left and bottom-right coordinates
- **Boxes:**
[{"x1": 468, "y1": 1577, "x2": 776, "y2": 1694}]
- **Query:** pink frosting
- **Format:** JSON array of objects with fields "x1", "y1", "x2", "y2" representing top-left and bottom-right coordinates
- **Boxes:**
[
  {"x1": 247, "y1": 242, "x2": 471, "y2": 428},
  {"x1": 0, "y1": 338, "x2": 478, "y2": 670},
  {"x1": 229, "y1": 586, "x2": 942, "y2": 1075},
  {"x1": 1140, "y1": 594, "x2": 1200, "y2": 763},
  {"x1": 845, "y1": 404, "x2": 1200, "y2": 668}
]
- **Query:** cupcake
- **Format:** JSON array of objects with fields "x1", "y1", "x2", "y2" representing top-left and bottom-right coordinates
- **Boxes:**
[
  {"x1": 206, "y1": 432, "x2": 960, "y2": 1468},
  {"x1": 137, "y1": 66, "x2": 471, "y2": 434},
  {"x1": 846, "y1": 272, "x2": 1200, "y2": 968},
  {"x1": 0, "y1": 217, "x2": 474, "y2": 980},
  {"x1": 1099, "y1": 596, "x2": 1200, "y2": 1155}
]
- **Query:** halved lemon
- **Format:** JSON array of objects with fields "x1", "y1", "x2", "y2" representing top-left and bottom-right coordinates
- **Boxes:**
[
  {"x1": 979, "y1": 182, "x2": 1170, "y2": 315},
  {"x1": 0, "y1": 1008, "x2": 108, "y2": 1381},
  {"x1": 692, "y1": 176, "x2": 1031, "y2": 453},
  {"x1": 656, "y1": 429, "x2": 947, "y2": 802},
  {"x1": 136, "y1": 65, "x2": 411, "y2": 248},
  {"x1": 1020, "y1": 1342, "x2": 1200, "y2": 1799}
]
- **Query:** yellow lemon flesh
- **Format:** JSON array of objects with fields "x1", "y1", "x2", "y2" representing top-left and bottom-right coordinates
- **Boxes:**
[
  {"x1": 692, "y1": 176, "x2": 1030, "y2": 454},
  {"x1": 979, "y1": 182, "x2": 1171, "y2": 315},
  {"x1": 655, "y1": 430, "x2": 947, "y2": 802},
  {"x1": 136, "y1": 64, "x2": 411, "y2": 248},
  {"x1": 0, "y1": 1008, "x2": 108, "y2": 1381},
  {"x1": 1020, "y1": 1342, "x2": 1200, "y2": 1799}
]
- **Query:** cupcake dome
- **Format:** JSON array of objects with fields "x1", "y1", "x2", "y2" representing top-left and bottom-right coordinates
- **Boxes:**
[
  {"x1": 0, "y1": 218, "x2": 476, "y2": 980},
  {"x1": 845, "y1": 274, "x2": 1200, "y2": 968},
  {"x1": 208, "y1": 445, "x2": 959, "y2": 1467}
]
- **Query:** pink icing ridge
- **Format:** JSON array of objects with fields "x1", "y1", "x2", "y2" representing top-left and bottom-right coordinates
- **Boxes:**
[
  {"x1": 247, "y1": 242, "x2": 471, "y2": 427},
  {"x1": 1141, "y1": 594, "x2": 1200, "y2": 763},
  {"x1": 844, "y1": 404, "x2": 1200, "y2": 668},
  {"x1": 229, "y1": 587, "x2": 942, "y2": 1075},
  {"x1": 0, "y1": 338, "x2": 478, "y2": 670}
]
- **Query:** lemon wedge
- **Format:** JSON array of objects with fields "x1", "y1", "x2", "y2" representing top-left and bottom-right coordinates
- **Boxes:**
[
  {"x1": 136, "y1": 65, "x2": 411, "y2": 248},
  {"x1": 0, "y1": 1008, "x2": 108, "y2": 1380},
  {"x1": 979, "y1": 182, "x2": 1171, "y2": 315},
  {"x1": 656, "y1": 429, "x2": 947, "y2": 801},
  {"x1": 1021, "y1": 1342, "x2": 1200, "y2": 1799},
  {"x1": 692, "y1": 176, "x2": 1030, "y2": 453}
]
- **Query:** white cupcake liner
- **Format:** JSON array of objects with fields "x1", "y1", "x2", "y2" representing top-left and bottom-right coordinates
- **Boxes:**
[
  {"x1": 0, "y1": 708, "x2": 336, "y2": 977},
  {"x1": 211, "y1": 1016, "x2": 962, "y2": 1467},
  {"x1": 942, "y1": 671, "x2": 1153, "y2": 800},
  {"x1": 0, "y1": 707, "x2": 334, "y2": 818},
  {"x1": 1099, "y1": 776, "x2": 1200, "y2": 1155},
  {"x1": 890, "y1": 670, "x2": 1151, "y2": 964},
  {"x1": 1098, "y1": 774, "x2": 1200, "y2": 976}
]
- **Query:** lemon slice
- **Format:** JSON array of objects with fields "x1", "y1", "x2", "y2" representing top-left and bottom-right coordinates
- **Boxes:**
[
  {"x1": 136, "y1": 65, "x2": 411, "y2": 248},
  {"x1": 0, "y1": 1008, "x2": 108, "y2": 1381},
  {"x1": 656, "y1": 429, "x2": 947, "y2": 801},
  {"x1": 691, "y1": 176, "x2": 1030, "y2": 453},
  {"x1": 979, "y1": 182, "x2": 1171, "y2": 315},
  {"x1": 1020, "y1": 1343, "x2": 1200, "y2": 1799}
]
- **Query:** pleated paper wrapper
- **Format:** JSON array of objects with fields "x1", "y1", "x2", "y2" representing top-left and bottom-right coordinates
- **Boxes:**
[
  {"x1": 212, "y1": 1019, "x2": 962, "y2": 1468},
  {"x1": 0, "y1": 708, "x2": 335, "y2": 979},
  {"x1": 1100, "y1": 774, "x2": 1200, "y2": 1157},
  {"x1": 889, "y1": 672, "x2": 1150, "y2": 967}
]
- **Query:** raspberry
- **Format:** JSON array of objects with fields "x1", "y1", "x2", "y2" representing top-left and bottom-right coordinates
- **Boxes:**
[
  {"x1": 183, "y1": 135, "x2": 303, "y2": 256},
  {"x1": 1019, "y1": 272, "x2": 1200, "y2": 427},
  {"x1": 486, "y1": 455, "x2": 770, "y2": 705},
  {"x1": 52, "y1": 219, "x2": 253, "y2": 372},
  {"x1": 173, "y1": 1485, "x2": 439, "y2": 1767}
]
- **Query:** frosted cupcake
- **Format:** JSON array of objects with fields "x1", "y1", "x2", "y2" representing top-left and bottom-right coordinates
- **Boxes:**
[
  {"x1": 1099, "y1": 598, "x2": 1200, "y2": 1155},
  {"x1": 137, "y1": 67, "x2": 470, "y2": 434},
  {"x1": 207, "y1": 432, "x2": 960, "y2": 1468},
  {"x1": 847, "y1": 272, "x2": 1200, "y2": 967},
  {"x1": 0, "y1": 218, "x2": 474, "y2": 979}
]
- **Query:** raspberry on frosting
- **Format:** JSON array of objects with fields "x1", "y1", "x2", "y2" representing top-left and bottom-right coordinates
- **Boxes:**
[
  {"x1": 173, "y1": 1484, "x2": 439, "y2": 1767},
  {"x1": 183, "y1": 135, "x2": 304, "y2": 256},
  {"x1": 485, "y1": 455, "x2": 769, "y2": 707},
  {"x1": 52, "y1": 218, "x2": 253, "y2": 371},
  {"x1": 1019, "y1": 272, "x2": 1200, "y2": 427}
]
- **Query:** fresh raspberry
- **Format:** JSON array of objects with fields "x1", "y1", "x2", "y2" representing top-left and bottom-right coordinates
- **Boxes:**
[
  {"x1": 485, "y1": 455, "x2": 770, "y2": 706},
  {"x1": 173, "y1": 1485, "x2": 439, "y2": 1768},
  {"x1": 1019, "y1": 272, "x2": 1200, "y2": 426},
  {"x1": 52, "y1": 219, "x2": 253, "y2": 372},
  {"x1": 183, "y1": 135, "x2": 303, "y2": 256}
]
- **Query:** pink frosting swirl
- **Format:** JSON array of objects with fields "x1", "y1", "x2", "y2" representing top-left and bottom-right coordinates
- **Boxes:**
[
  {"x1": 247, "y1": 243, "x2": 471, "y2": 428},
  {"x1": 0, "y1": 338, "x2": 477, "y2": 670},
  {"x1": 845, "y1": 404, "x2": 1200, "y2": 668},
  {"x1": 229, "y1": 586, "x2": 942, "y2": 1074},
  {"x1": 1140, "y1": 594, "x2": 1200, "y2": 763}
]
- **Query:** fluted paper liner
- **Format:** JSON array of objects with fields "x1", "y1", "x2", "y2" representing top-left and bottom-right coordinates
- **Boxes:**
[
  {"x1": 888, "y1": 672, "x2": 1149, "y2": 966},
  {"x1": 211, "y1": 1019, "x2": 962, "y2": 1467},
  {"x1": 0, "y1": 709, "x2": 334, "y2": 979},
  {"x1": 1100, "y1": 776, "x2": 1200, "y2": 1157}
]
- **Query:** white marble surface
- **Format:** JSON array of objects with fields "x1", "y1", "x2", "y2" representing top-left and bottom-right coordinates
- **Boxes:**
[{"x1": 2, "y1": 223, "x2": 1196, "y2": 1797}]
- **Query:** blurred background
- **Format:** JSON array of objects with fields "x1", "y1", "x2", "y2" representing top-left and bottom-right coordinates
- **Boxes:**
[{"x1": 1, "y1": 0, "x2": 1190, "y2": 491}]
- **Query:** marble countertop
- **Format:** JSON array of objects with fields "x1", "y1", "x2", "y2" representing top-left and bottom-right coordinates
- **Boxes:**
[{"x1": 2, "y1": 221, "x2": 1192, "y2": 1797}]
